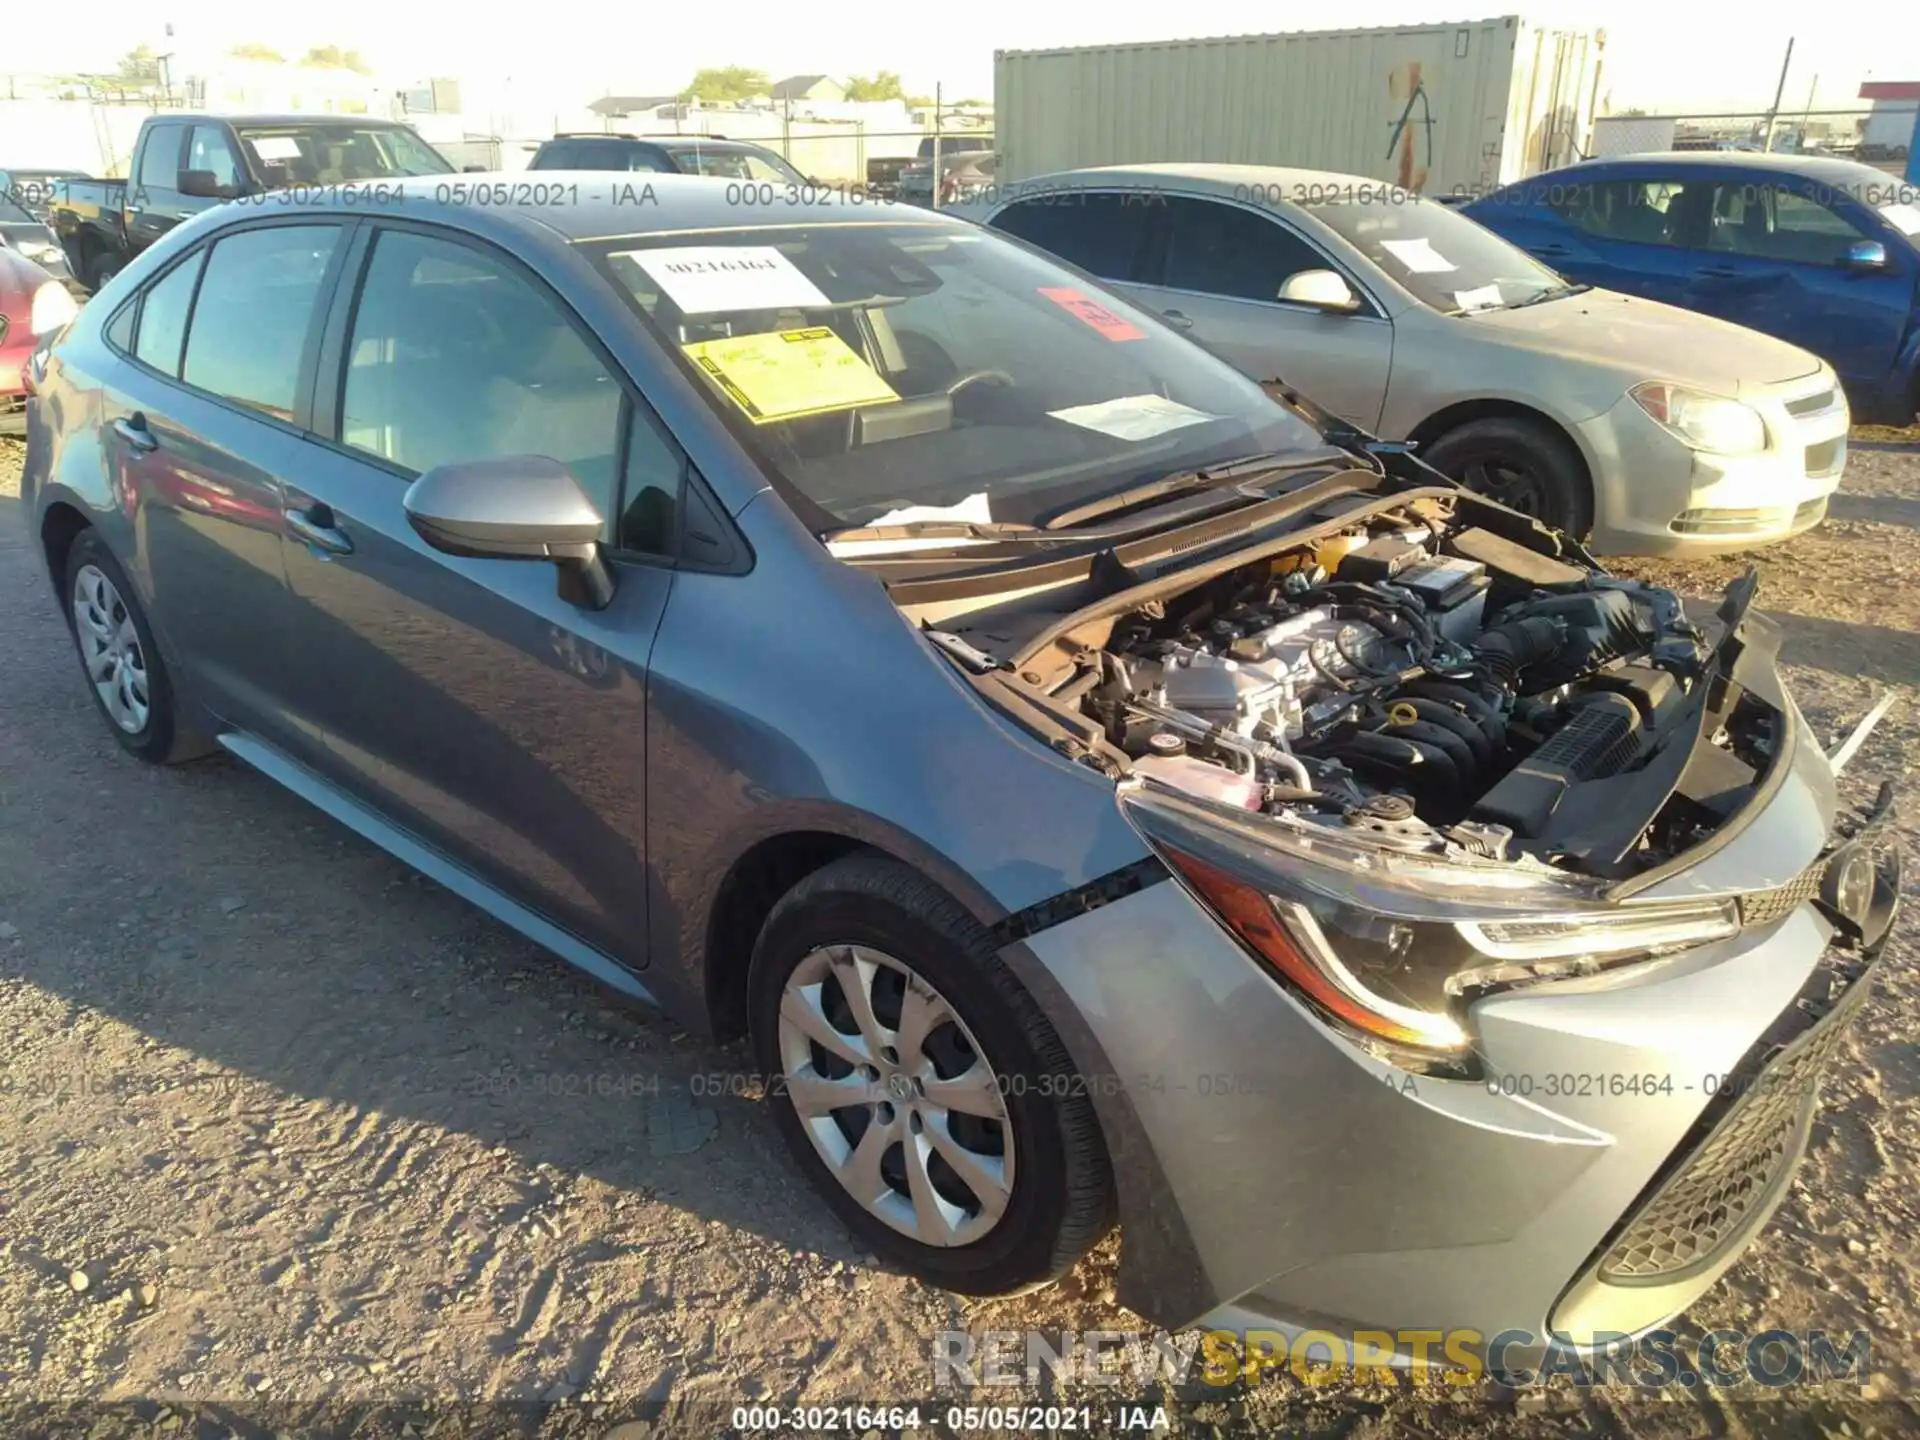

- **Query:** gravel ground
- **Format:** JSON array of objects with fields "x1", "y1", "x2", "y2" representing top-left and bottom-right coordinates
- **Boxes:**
[{"x1": 1, "y1": 427, "x2": 1917, "y2": 1439}]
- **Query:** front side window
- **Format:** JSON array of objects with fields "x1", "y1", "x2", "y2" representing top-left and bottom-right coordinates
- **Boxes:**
[
  {"x1": 1707, "y1": 183, "x2": 1866, "y2": 264},
  {"x1": 187, "y1": 125, "x2": 242, "y2": 191},
  {"x1": 181, "y1": 225, "x2": 340, "y2": 418},
  {"x1": 340, "y1": 230, "x2": 625, "y2": 513},
  {"x1": 1551, "y1": 179, "x2": 1695, "y2": 246},
  {"x1": 1304, "y1": 189, "x2": 1568, "y2": 313},
  {"x1": 592, "y1": 220, "x2": 1323, "y2": 529},
  {"x1": 991, "y1": 194, "x2": 1156, "y2": 282},
  {"x1": 137, "y1": 126, "x2": 184, "y2": 189},
  {"x1": 1160, "y1": 197, "x2": 1339, "y2": 302},
  {"x1": 132, "y1": 252, "x2": 205, "y2": 376}
]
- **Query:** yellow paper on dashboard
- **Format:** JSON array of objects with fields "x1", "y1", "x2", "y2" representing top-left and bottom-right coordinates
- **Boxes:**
[{"x1": 682, "y1": 327, "x2": 899, "y2": 423}]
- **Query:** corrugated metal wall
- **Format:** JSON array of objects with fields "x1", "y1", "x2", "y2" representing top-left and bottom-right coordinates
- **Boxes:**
[{"x1": 995, "y1": 17, "x2": 1603, "y2": 197}]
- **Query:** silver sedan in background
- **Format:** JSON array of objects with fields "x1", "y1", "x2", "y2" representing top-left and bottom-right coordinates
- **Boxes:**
[{"x1": 954, "y1": 164, "x2": 1849, "y2": 555}]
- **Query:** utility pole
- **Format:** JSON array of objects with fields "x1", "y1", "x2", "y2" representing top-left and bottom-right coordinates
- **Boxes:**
[{"x1": 1761, "y1": 37, "x2": 1794, "y2": 152}]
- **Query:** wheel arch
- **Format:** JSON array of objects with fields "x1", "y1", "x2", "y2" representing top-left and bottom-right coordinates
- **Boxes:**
[
  {"x1": 40, "y1": 500, "x2": 93, "y2": 594},
  {"x1": 1407, "y1": 397, "x2": 1598, "y2": 512}
]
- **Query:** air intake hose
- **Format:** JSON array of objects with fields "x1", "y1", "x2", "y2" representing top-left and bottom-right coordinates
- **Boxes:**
[{"x1": 1470, "y1": 615, "x2": 1564, "y2": 688}]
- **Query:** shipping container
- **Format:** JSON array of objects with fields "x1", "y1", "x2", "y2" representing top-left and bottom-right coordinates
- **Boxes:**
[{"x1": 994, "y1": 16, "x2": 1605, "y2": 199}]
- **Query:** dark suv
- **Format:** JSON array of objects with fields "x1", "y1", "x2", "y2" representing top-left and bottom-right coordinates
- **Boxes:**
[{"x1": 527, "y1": 134, "x2": 807, "y2": 185}]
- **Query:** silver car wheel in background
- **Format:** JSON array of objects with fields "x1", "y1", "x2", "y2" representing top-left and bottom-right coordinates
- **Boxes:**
[
  {"x1": 72, "y1": 564, "x2": 150, "y2": 734},
  {"x1": 777, "y1": 944, "x2": 1015, "y2": 1247}
]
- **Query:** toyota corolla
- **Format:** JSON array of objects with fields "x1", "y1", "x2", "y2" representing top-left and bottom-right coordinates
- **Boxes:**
[{"x1": 21, "y1": 178, "x2": 1901, "y2": 1354}]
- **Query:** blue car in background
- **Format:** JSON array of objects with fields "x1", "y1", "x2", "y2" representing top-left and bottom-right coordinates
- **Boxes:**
[{"x1": 1466, "y1": 153, "x2": 1920, "y2": 425}]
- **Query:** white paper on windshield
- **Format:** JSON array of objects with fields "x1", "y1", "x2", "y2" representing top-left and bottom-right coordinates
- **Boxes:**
[
  {"x1": 1452, "y1": 283, "x2": 1504, "y2": 312},
  {"x1": 623, "y1": 245, "x2": 829, "y2": 314},
  {"x1": 247, "y1": 135, "x2": 304, "y2": 161},
  {"x1": 1048, "y1": 394, "x2": 1223, "y2": 443},
  {"x1": 863, "y1": 492, "x2": 993, "y2": 528},
  {"x1": 1881, "y1": 202, "x2": 1920, "y2": 238},
  {"x1": 1380, "y1": 238, "x2": 1457, "y2": 274}
]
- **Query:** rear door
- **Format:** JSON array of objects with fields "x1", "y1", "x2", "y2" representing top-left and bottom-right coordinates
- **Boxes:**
[
  {"x1": 1688, "y1": 178, "x2": 1914, "y2": 392},
  {"x1": 1129, "y1": 195, "x2": 1393, "y2": 430},
  {"x1": 1525, "y1": 175, "x2": 1705, "y2": 302},
  {"x1": 97, "y1": 218, "x2": 348, "y2": 758},
  {"x1": 271, "y1": 221, "x2": 683, "y2": 963}
]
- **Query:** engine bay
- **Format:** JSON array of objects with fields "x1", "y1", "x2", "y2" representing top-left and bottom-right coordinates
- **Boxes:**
[{"x1": 983, "y1": 504, "x2": 1785, "y2": 877}]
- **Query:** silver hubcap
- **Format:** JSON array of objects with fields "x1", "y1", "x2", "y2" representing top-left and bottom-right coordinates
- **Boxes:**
[
  {"x1": 72, "y1": 564, "x2": 150, "y2": 735},
  {"x1": 778, "y1": 945, "x2": 1015, "y2": 1247}
]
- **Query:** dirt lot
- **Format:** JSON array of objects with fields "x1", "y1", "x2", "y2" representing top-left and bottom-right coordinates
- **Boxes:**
[{"x1": 1, "y1": 427, "x2": 1917, "y2": 1439}]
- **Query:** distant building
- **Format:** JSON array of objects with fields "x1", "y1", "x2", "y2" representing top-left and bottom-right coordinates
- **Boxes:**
[
  {"x1": 1859, "y1": 81, "x2": 1919, "y2": 157},
  {"x1": 769, "y1": 75, "x2": 846, "y2": 104},
  {"x1": 588, "y1": 94, "x2": 684, "y2": 120}
]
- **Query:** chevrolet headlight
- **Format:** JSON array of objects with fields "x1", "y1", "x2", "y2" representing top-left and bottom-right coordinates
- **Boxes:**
[
  {"x1": 1630, "y1": 382, "x2": 1768, "y2": 456},
  {"x1": 1122, "y1": 786, "x2": 1738, "y2": 1071}
]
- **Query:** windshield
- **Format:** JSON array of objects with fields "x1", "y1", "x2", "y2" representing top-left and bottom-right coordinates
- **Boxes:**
[
  {"x1": 590, "y1": 221, "x2": 1324, "y2": 529},
  {"x1": 1304, "y1": 191, "x2": 1569, "y2": 313},
  {"x1": 236, "y1": 125, "x2": 453, "y2": 182},
  {"x1": 665, "y1": 146, "x2": 804, "y2": 185}
]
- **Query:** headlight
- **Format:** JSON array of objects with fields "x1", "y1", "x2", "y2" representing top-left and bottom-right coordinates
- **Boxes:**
[
  {"x1": 30, "y1": 278, "x2": 79, "y2": 337},
  {"x1": 1630, "y1": 382, "x2": 1768, "y2": 455},
  {"x1": 1123, "y1": 786, "x2": 1738, "y2": 1070}
]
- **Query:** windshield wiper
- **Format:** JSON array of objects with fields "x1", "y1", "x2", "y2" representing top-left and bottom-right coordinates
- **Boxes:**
[
  {"x1": 1037, "y1": 448, "x2": 1351, "y2": 531},
  {"x1": 1501, "y1": 282, "x2": 1592, "y2": 311}
]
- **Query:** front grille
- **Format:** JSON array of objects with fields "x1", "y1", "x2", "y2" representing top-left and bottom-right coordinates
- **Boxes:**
[
  {"x1": 1670, "y1": 507, "x2": 1786, "y2": 535},
  {"x1": 1597, "y1": 947, "x2": 1878, "y2": 1283},
  {"x1": 1791, "y1": 496, "x2": 1829, "y2": 529},
  {"x1": 1805, "y1": 438, "x2": 1846, "y2": 479},
  {"x1": 1785, "y1": 389, "x2": 1836, "y2": 418},
  {"x1": 1740, "y1": 858, "x2": 1828, "y2": 927}
]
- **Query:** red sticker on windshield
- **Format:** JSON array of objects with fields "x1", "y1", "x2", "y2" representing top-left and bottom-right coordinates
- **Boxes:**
[{"x1": 1039, "y1": 287, "x2": 1146, "y2": 342}]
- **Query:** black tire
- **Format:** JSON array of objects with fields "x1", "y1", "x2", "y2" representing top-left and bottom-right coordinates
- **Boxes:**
[
  {"x1": 63, "y1": 530, "x2": 212, "y2": 764},
  {"x1": 749, "y1": 854, "x2": 1114, "y2": 1294},
  {"x1": 87, "y1": 250, "x2": 124, "y2": 292},
  {"x1": 1423, "y1": 416, "x2": 1595, "y2": 538}
]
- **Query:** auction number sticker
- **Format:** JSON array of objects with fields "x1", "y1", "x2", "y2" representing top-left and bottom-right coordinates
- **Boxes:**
[
  {"x1": 624, "y1": 244, "x2": 829, "y2": 314},
  {"x1": 682, "y1": 327, "x2": 899, "y2": 423}
]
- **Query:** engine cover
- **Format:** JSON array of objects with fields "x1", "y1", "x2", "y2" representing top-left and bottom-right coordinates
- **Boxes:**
[{"x1": 1156, "y1": 607, "x2": 1400, "y2": 740}]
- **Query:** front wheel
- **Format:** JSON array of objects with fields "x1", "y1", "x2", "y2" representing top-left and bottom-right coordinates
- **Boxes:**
[
  {"x1": 749, "y1": 855, "x2": 1114, "y2": 1294},
  {"x1": 1422, "y1": 416, "x2": 1595, "y2": 538}
]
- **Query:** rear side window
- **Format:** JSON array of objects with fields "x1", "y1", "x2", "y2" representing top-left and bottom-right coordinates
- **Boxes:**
[
  {"x1": 1551, "y1": 179, "x2": 1695, "y2": 247},
  {"x1": 132, "y1": 252, "x2": 205, "y2": 376},
  {"x1": 339, "y1": 229, "x2": 625, "y2": 512},
  {"x1": 531, "y1": 142, "x2": 575, "y2": 168},
  {"x1": 181, "y1": 225, "x2": 340, "y2": 419},
  {"x1": 991, "y1": 194, "x2": 1155, "y2": 281},
  {"x1": 137, "y1": 126, "x2": 185, "y2": 189}
]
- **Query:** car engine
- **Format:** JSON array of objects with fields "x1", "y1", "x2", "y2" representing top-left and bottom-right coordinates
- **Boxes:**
[{"x1": 1075, "y1": 524, "x2": 1713, "y2": 861}]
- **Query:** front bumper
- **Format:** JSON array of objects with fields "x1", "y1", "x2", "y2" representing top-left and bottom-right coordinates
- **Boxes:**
[
  {"x1": 1580, "y1": 371, "x2": 1849, "y2": 557},
  {"x1": 1004, "y1": 702, "x2": 1898, "y2": 1348}
]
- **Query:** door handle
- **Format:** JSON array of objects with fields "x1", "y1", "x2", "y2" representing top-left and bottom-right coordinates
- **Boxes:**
[
  {"x1": 1528, "y1": 243, "x2": 1570, "y2": 257},
  {"x1": 1693, "y1": 265, "x2": 1740, "y2": 279},
  {"x1": 1161, "y1": 308, "x2": 1195, "y2": 331},
  {"x1": 285, "y1": 501, "x2": 354, "y2": 556},
  {"x1": 111, "y1": 414, "x2": 157, "y2": 452}
]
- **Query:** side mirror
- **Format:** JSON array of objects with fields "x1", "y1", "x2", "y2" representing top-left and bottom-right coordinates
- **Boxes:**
[
  {"x1": 1842, "y1": 239, "x2": 1889, "y2": 272},
  {"x1": 463, "y1": 164, "x2": 488, "y2": 173},
  {"x1": 178, "y1": 169, "x2": 237, "y2": 200},
  {"x1": 1278, "y1": 269, "x2": 1360, "y2": 312},
  {"x1": 403, "y1": 455, "x2": 616, "y2": 609}
]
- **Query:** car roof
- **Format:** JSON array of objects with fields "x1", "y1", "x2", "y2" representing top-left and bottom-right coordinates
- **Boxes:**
[
  {"x1": 1539, "y1": 151, "x2": 1899, "y2": 187},
  {"x1": 279, "y1": 171, "x2": 966, "y2": 242},
  {"x1": 159, "y1": 113, "x2": 415, "y2": 129},
  {"x1": 1004, "y1": 162, "x2": 1399, "y2": 196},
  {"x1": 556, "y1": 135, "x2": 775, "y2": 154}
]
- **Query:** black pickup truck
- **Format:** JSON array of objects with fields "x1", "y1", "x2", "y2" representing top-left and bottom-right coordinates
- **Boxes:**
[{"x1": 50, "y1": 113, "x2": 458, "y2": 289}]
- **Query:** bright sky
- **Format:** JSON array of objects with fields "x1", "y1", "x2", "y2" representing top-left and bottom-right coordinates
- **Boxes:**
[{"x1": 12, "y1": 1, "x2": 1920, "y2": 118}]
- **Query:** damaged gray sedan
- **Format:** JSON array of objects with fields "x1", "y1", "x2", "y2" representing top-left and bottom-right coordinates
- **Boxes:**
[{"x1": 23, "y1": 179, "x2": 1902, "y2": 1351}]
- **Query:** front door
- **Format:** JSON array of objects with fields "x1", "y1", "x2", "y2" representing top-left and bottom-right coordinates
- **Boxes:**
[
  {"x1": 1688, "y1": 179, "x2": 1914, "y2": 395},
  {"x1": 1117, "y1": 196, "x2": 1395, "y2": 432},
  {"x1": 274, "y1": 223, "x2": 683, "y2": 964},
  {"x1": 1529, "y1": 175, "x2": 1705, "y2": 302}
]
